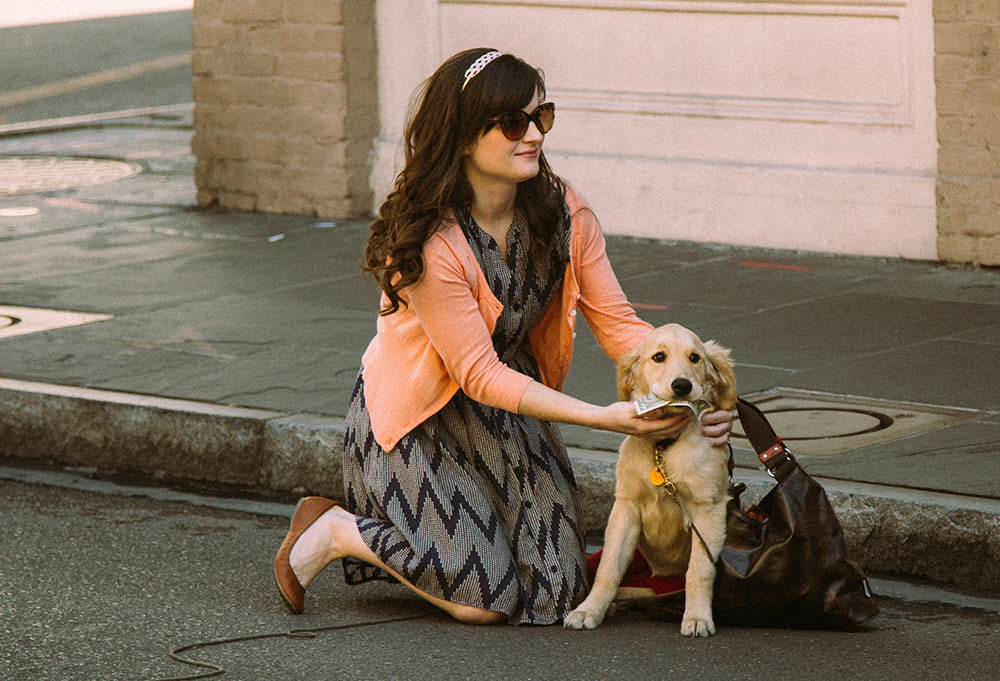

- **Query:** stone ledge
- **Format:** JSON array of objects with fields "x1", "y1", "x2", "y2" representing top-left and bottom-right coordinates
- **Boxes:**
[{"x1": 1, "y1": 378, "x2": 997, "y2": 593}]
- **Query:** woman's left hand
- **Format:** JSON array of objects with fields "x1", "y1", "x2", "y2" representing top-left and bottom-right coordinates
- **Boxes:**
[{"x1": 700, "y1": 408, "x2": 734, "y2": 448}]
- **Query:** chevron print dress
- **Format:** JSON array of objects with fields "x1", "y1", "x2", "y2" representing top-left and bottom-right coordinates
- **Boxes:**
[{"x1": 341, "y1": 207, "x2": 588, "y2": 625}]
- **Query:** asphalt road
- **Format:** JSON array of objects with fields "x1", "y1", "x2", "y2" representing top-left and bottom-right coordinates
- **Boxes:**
[
  {"x1": 1, "y1": 469, "x2": 998, "y2": 681},
  {"x1": 0, "y1": 10, "x2": 192, "y2": 126}
]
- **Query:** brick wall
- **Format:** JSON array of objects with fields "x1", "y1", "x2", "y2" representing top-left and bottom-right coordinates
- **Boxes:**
[
  {"x1": 935, "y1": 0, "x2": 1000, "y2": 265},
  {"x1": 191, "y1": 0, "x2": 377, "y2": 218}
]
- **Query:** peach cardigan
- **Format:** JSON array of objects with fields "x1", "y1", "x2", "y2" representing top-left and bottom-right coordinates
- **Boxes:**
[{"x1": 361, "y1": 185, "x2": 653, "y2": 451}]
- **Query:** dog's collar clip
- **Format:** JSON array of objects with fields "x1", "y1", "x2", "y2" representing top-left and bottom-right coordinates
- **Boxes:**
[
  {"x1": 652, "y1": 448, "x2": 720, "y2": 564},
  {"x1": 651, "y1": 449, "x2": 677, "y2": 494}
]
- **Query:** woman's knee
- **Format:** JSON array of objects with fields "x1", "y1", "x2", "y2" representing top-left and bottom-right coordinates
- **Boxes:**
[{"x1": 449, "y1": 604, "x2": 507, "y2": 625}]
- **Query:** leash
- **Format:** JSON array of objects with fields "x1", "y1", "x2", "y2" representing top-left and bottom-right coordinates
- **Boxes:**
[
  {"x1": 147, "y1": 612, "x2": 433, "y2": 681},
  {"x1": 650, "y1": 438, "x2": 734, "y2": 566}
]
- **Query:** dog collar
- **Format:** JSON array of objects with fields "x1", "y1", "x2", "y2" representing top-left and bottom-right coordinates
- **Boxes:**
[
  {"x1": 654, "y1": 437, "x2": 677, "y2": 453},
  {"x1": 647, "y1": 400, "x2": 714, "y2": 492}
]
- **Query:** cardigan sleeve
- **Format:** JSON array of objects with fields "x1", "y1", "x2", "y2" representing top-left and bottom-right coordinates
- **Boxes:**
[
  {"x1": 405, "y1": 234, "x2": 533, "y2": 411},
  {"x1": 572, "y1": 204, "x2": 653, "y2": 362}
]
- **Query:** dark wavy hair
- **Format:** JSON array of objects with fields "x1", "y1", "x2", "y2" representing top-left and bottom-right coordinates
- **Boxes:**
[{"x1": 363, "y1": 48, "x2": 566, "y2": 316}]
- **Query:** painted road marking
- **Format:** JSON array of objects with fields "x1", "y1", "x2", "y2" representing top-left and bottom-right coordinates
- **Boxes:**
[
  {"x1": 0, "y1": 52, "x2": 190, "y2": 109},
  {"x1": 0, "y1": 305, "x2": 112, "y2": 339},
  {"x1": 738, "y1": 260, "x2": 811, "y2": 271}
]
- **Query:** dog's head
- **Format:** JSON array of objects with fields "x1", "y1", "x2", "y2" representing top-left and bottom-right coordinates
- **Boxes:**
[{"x1": 617, "y1": 323, "x2": 737, "y2": 410}]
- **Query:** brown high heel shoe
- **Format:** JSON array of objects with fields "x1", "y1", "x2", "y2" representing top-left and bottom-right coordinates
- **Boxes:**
[{"x1": 274, "y1": 496, "x2": 339, "y2": 614}]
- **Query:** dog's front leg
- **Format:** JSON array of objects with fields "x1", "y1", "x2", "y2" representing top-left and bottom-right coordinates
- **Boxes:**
[
  {"x1": 680, "y1": 502, "x2": 727, "y2": 637},
  {"x1": 564, "y1": 501, "x2": 641, "y2": 630}
]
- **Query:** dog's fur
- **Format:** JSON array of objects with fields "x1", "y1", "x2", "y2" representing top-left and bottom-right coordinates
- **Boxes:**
[{"x1": 564, "y1": 324, "x2": 738, "y2": 636}]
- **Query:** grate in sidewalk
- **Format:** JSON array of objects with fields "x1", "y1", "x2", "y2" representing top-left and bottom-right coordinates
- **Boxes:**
[
  {"x1": 734, "y1": 388, "x2": 979, "y2": 456},
  {"x1": 0, "y1": 156, "x2": 141, "y2": 195}
]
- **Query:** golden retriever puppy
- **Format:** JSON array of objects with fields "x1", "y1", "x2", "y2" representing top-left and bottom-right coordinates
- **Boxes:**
[{"x1": 564, "y1": 323, "x2": 737, "y2": 636}]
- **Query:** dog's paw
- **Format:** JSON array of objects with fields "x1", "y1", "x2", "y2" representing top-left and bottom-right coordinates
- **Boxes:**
[
  {"x1": 680, "y1": 614, "x2": 716, "y2": 637},
  {"x1": 563, "y1": 607, "x2": 606, "y2": 630}
]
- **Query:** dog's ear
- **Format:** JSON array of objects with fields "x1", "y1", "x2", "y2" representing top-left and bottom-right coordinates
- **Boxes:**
[
  {"x1": 703, "y1": 340, "x2": 738, "y2": 410},
  {"x1": 616, "y1": 348, "x2": 641, "y2": 401}
]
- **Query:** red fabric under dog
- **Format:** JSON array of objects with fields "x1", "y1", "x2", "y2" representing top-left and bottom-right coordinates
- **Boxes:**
[{"x1": 586, "y1": 548, "x2": 686, "y2": 596}]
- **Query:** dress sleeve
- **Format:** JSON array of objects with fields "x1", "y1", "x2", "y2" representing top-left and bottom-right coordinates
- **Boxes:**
[
  {"x1": 573, "y1": 205, "x2": 653, "y2": 362},
  {"x1": 405, "y1": 235, "x2": 533, "y2": 411}
]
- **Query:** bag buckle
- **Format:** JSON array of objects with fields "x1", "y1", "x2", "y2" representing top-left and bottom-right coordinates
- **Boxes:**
[
  {"x1": 759, "y1": 441, "x2": 792, "y2": 476},
  {"x1": 759, "y1": 442, "x2": 786, "y2": 464}
]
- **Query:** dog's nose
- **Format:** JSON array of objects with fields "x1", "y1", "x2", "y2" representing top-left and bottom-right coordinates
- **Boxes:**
[{"x1": 671, "y1": 378, "x2": 692, "y2": 397}]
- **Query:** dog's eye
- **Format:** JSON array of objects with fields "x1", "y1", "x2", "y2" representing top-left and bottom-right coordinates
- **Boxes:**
[
  {"x1": 652, "y1": 352, "x2": 666, "y2": 363},
  {"x1": 689, "y1": 353, "x2": 701, "y2": 364}
]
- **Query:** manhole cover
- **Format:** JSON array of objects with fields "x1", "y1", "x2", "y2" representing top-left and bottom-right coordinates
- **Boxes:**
[
  {"x1": 733, "y1": 388, "x2": 979, "y2": 456},
  {"x1": 0, "y1": 156, "x2": 141, "y2": 195},
  {"x1": 0, "y1": 305, "x2": 112, "y2": 339}
]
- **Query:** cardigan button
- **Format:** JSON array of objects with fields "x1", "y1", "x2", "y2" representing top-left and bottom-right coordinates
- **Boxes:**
[{"x1": 569, "y1": 309, "x2": 576, "y2": 317}]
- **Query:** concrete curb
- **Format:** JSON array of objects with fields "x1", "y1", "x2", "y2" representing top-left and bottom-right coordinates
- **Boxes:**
[
  {"x1": 2, "y1": 377, "x2": 997, "y2": 593},
  {"x1": 0, "y1": 102, "x2": 193, "y2": 137},
  {"x1": 0, "y1": 378, "x2": 345, "y2": 497}
]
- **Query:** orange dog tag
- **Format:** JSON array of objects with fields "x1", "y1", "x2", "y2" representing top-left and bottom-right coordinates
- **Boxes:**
[{"x1": 650, "y1": 468, "x2": 666, "y2": 486}]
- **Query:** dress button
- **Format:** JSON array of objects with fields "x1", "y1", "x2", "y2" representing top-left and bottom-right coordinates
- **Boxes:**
[
  {"x1": 525, "y1": 500, "x2": 533, "y2": 509},
  {"x1": 569, "y1": 309, "x2": 577, "y2": 317},
  {"x1": 550, "y1": 565, "x2": 559, "y2": 573}
]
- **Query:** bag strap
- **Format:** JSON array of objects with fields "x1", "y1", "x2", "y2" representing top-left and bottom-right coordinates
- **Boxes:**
[{"x1": 736, "y1": 397, "x2": 796, "y2": 478}]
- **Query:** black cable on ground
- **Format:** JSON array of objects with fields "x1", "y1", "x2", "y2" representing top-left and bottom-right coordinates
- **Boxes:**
[{"x1": 147, "y1": 612, "x2": 434, "y2": 681}]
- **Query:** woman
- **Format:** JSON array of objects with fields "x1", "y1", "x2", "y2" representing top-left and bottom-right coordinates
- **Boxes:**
[{"x1": 274, "y1": 49, "x2": 733, "y2": 626}]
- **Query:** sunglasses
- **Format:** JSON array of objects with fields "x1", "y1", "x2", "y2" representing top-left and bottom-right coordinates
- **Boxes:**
[{"x1": 483, "y1": 102, "x2": 555, "y2": 141}]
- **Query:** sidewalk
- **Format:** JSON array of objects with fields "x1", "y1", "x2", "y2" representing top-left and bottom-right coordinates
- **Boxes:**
[{"x1": 1, "y1": 105, "x2": 998, "y2": 594}]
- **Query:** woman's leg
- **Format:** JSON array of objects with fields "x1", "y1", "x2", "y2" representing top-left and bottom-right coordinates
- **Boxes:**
[{"x1": 288, "y1": 505, "x2": 507, "y2": 625}]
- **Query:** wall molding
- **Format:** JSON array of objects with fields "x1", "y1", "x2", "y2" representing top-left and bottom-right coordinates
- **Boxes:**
[
  {"x1": 440, "y1": 0, "x2": 913, "y2": 125},
  {"x1": 440, "y1": 0, "x2": 906, "y2": 14},
  {"x1": 551, "y1": 86, "x2": 910, "y2": 125}
]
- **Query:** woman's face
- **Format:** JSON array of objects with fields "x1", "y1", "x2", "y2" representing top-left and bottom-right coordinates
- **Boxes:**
[{"x1": 464, "y1": 92, "x2": 544, "y2": 192}]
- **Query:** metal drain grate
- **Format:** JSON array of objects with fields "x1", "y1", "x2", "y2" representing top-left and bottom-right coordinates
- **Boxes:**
[
  {"x1": 0, "y1": 156, "x2": 141, "y2": 195},
  {"x1": 0, "y1": 305, "x2": 112, "y2": 339},
  {"x1": 734, "y1": 388, "x2": 979, "y2": 456}
]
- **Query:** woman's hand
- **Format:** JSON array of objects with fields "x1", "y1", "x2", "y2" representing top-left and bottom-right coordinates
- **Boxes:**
[
  {"x1": 516, "y1": 381, "x2": 731, "y2": 444},
  {"x1": 599, "y1": 402, "x2": 693, "y2": 439},
  {"x1": 599, "y1": 403, "x2": 734, "y2": 446},
  {"x1": 700, "y1": 408, "x2": 735, "y2": 448}
]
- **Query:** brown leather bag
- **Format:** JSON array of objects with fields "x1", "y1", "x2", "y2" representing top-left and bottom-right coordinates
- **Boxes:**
[{"x1": 708, "y1": 397, "x2": 879, "y2": 629}]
